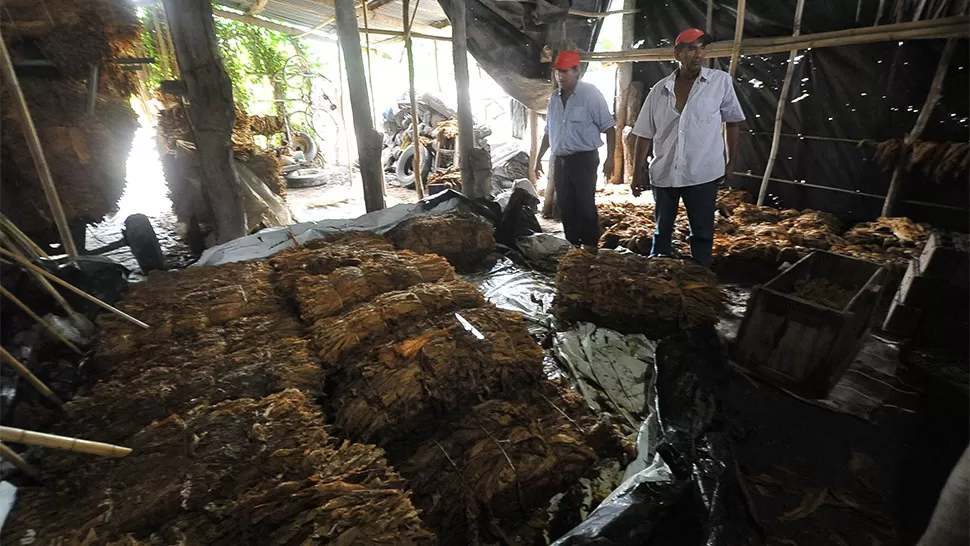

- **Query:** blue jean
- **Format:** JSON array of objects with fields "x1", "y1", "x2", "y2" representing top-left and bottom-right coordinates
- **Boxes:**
[{"x1": 651, "y1": 179, "x2": 719, "y2": 267}]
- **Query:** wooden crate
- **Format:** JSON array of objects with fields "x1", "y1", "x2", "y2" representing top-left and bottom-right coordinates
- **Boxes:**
[{"x1": 736, "y1": 251, "x2": 888, "y2": 398}]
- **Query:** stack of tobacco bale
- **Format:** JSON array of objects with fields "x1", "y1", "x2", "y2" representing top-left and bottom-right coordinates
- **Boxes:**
[
  {"x1": 554, "y1": 249, "x2": 726, "y2": 335},
  {"x1": 600, "y1": 188, "x2": 931, "y2": 278},
  {"x1": 269, "y1": 234, "x2": 625, "y2": 543},
  {"x1": 830, "y1": 216, "x2": 931, "y2": 270},
  {"x1": 3, "y1": 390, "x2": 435, "y2": 545},
  {"x1": 389, "y1": 212, "x2": 497, "y2": 272},
  {"x1": 1, "y1": 0, "x2": 140, "y2": 238},
  {"x1": 70, "y1": 261, "x2": 320, "y2": 444}
]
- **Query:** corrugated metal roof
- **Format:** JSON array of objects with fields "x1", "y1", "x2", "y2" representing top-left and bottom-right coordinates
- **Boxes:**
[
  {"x1": 374, "y1": 1, "x2": 450, "y2": 29},
  {"x1": 220, "y1": 0, "x2": 336, "y2": 30}
]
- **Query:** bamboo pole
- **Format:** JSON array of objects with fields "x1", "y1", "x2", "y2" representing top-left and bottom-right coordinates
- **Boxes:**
[
  {"x1": 0, "y1": 286, "x2": 83, "y2": 355},
  {"x1": 728, "y1": 0, "x2": 748, "y2": 77},
  {"x1": 583, "y1": 15, "x2": 968, "y2": 62},
  {"x1": 0, "y1": 248, "x2": 150, "y2": 329},
  {"x1": 0, "y1": 35, "x2": 79, "y2": 259},
  {"x1": 1, "y1": 216, "x2": 50, "y2": 258},
  {"x1": 362, "y1": 3, "x2": 376, "y2": 117},
  {"x1": 0, "y1": 427, "x2": 132, "y2": 458},
  {"x1": 0, "y1": 347, "x2": 64, "y2": 408},
  {"x1": 568, "y1": 8, "x2": 639, "y2": 18},
  {"x1": 882, "y1": 37, "x2": 956, "y2": 216},
  {"x1": 0, "y1": 443, "x2": 40, "y2": 479},
  {"x1": 757, "y1": 0, "x2": 807, "y2": 206},
  {"x1": 404, "y1": 0, "x2": 425, "y2": 199},
  {"x1": 433, "y1": 40, "x2": 443, "y2": 93},
  {"x1": 0, "y1": 240, "x2": 75, "y2": 316},
  {"x1": 706, "y1": 0, "x2": 715, "y2": 67}
]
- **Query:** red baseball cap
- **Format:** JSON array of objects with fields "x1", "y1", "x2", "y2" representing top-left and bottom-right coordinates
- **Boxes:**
[
  {"x1": 552, "y1": 50, "x2": 581, "y2": 70},
  {"x1": 675, "y1": 28, "x2": 714, "y2": 46}
]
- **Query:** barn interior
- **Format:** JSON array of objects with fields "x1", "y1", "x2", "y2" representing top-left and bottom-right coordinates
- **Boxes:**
[{"x1": 0, "y1": 1, "x2": 968, "y2": 545}]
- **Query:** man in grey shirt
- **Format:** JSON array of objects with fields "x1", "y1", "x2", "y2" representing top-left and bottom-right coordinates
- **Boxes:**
[{"x1": 535, "y1": 50, "x2": 616, "y2": 253}]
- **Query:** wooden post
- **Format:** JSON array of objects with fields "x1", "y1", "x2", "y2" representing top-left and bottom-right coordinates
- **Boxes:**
[
  {"x1": 0, "y1": 38, "x2": 79, "y2": 259},
  {"x1": 882, "y1": 38, "x2": 956, "y2": 216},
  {"x1": 452, "y1": 0, "x2": 482, "y2": 197},
  {"x1": 756, "y1": 0, "x2": 806, "y2": 206},
  {"x1": 528, "y1": 110, "x2": 540, "y2": 186},
  {"x1": 729, "y1": 0, "x2": 748, "y2": 77},
  {"x1": 337, "y1": 41, "x2": 354, "y2": 190},
  {"x1": 335, "y1": 0, "x2": 386, "y2": 211},
  {"x1": 404, "y1": 0, "x2": 425, "y2": 199},
  {"x1": 610, "y1": 0, "x2": 635, "y2": 184},
  {"x1": 362, "y1": 4, "x2": 377, "y2": 119},
  {"x1": 162, "y1": 0, "x2": 246, "y2": 244}
]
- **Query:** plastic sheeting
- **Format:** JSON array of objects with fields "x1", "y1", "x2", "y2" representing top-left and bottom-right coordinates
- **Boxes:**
[
  {"x1": 194, "y1": 190, "x2": 489, "y2": 266},
  {"x1": 461, "y1": 258, "x2": 557, "y2": 336},
  {"x1": 555, "y1": 328, "x2": 750, "y2": 545}
]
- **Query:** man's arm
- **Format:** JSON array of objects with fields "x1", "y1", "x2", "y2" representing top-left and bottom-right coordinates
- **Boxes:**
[
  {"x1": 724, "y1": 122, "x2": 740, "y2": 182},
  {"x1": 603, "y1": 126, "x2": 616, "y2": 178},
  {"x1": 535, "y1": 133, "x2": 550, "y2": 178},
  {"x1": 632, "y1": 136, "x2": 652, "y2": 197}
]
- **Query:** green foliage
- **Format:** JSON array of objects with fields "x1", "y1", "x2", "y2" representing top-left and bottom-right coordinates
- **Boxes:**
[{"x1": 136, "y1": 10, "x2": 305, "y2": 113}]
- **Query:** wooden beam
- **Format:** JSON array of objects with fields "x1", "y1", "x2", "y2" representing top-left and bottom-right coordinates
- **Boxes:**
[
  {"x1": 164, "y1": 0, "x2": 246, "y2": 245},
  {"x1": 757, "y1": 0, "x2": 806, "y2": 206},
  {"x1": 882, "y1": 37, "x2": 957, "y2": 216},
  {"x1": 568, "y1": 8, "x2": 639, "y2": 18},
  {"x1": 335, "y1": 0, "x2": 386, "y2": 211},
  {"x1": 728, "y1": 0, "x2": 748, "y2": 77},
  {"x1": 0, "y1": 37, "x2": 78, "y2": 259},
  {"x1": 404, "y1": 0, "x2": 425, "y2": 199},
  {"x1": 583, "y1": 15, "x2": 968, "y2": 62},
  {"x1": 452, "y1": 0, "x2": 482, "y2": 197}
]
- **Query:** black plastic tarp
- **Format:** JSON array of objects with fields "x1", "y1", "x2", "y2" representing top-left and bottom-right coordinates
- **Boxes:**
[
  {"x1": 631, "y1": 0, "x2": 968, "y2": 230},
  {"x1": 554, "y1": 327, "x2": 753, "y2": 545},
  {"x1": 437, "y1": 0, "x2": 609, "y2": 111}
]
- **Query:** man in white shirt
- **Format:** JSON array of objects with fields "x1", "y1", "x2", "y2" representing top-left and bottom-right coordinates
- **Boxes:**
[
  {"x1": 631, "y1": 29, "x2": 745, "y2": 267},
  {"x1": 535, "y1": 50, "x2": 617, "y2": 253}
]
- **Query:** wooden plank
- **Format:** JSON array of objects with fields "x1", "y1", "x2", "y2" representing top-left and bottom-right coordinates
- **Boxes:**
[{"x1": 452, "y1": 0, "x2": 483, "y2": 197}]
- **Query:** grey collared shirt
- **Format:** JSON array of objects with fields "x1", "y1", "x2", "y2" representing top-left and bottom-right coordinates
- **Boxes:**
[
  {"x1": 545, "y1": 81, "x2": 616, "y2": 157},
  {"x1": 633, "y1": 66, "x2": 745, "y2": 188}
]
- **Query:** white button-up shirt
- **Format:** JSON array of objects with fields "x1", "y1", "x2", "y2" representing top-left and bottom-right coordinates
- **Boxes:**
[
  {"x1": 632, "y1": 66, "x2": 745, "y2": 188},
  {"x1": 545, "y1": 81, "x2": 616, "y2": 156}
]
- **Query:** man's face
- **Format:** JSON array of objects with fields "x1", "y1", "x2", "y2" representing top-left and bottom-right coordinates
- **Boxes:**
[
  {"x1": 675, "y1": 41, "x2": 707, "y2": 71},
  {"x1": 555, "y1": 67, "x2": 580, "y2": 89}
]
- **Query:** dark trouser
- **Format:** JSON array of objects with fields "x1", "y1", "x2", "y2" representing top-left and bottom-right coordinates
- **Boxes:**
[
  {"x1": 554, "y1": 150, "x2": 600, "y2": 246},
  {"x1": 651, "y1": 179, "x2": 719, "y2": 267}
]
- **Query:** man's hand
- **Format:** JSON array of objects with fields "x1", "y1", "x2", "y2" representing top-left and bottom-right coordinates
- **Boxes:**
[
  {"x1": 534, "y1": 163, "x2": 544, "y2": 180},
  {"x1": 602, "y1": 156, "x2": 615, "y2": 179},
  {"x1": 631, "y1": 166, "x2": 650, "y2": 198},
  {"x1": 724, "y1": 162, "x2": 735, "y2": 183}
]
